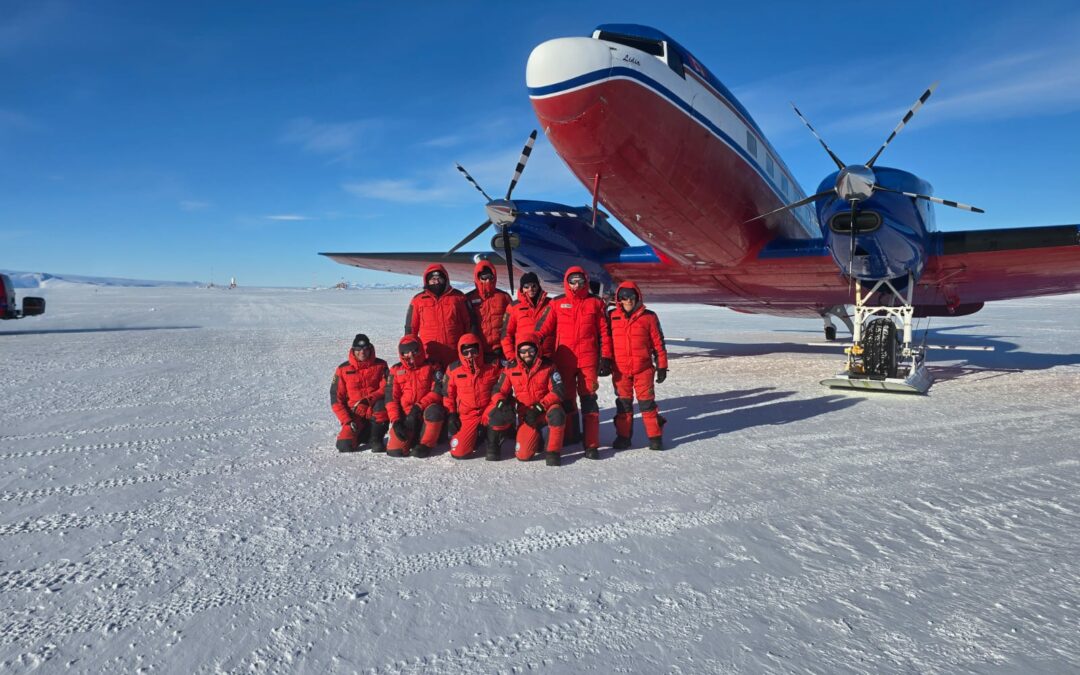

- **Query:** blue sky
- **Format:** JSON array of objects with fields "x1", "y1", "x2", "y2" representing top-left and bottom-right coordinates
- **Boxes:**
[{"x1": 3, "y1": 1, "x2": 1080, "y2": 287}]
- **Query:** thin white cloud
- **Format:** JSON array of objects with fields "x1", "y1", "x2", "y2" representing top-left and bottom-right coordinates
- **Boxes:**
[
  {"x1": 280, "y1": 117, "x2": 379, "y2": 157},
  {"x1": 343, "y1": 179, "x2": 456, "y2": 204},
  {"x1": 265, "y1": 214, "x2": 311, "y2": 221},
  {"x1": 418, "y1": 134, "x2": 464, "y2": 149}
]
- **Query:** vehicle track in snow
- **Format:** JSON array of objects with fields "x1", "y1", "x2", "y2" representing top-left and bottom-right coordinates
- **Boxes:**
[{"x1": 3, "y1": 454, "x2": 1075, "y2": 653}]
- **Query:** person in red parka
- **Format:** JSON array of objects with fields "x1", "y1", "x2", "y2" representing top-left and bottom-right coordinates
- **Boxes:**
[
  {"x1": 500, "y1": 272, "x2": 555, "y2": 360},
  {"x1": 535, "y1": 266, "x2": 613, "y2": 459},
  {"x1": 330, "y1": 333, "x2": 390, "y2": 453},
  {"x1": 444, "y1": 333, "x2": 502, "y2": 460},
  {"x1": 405, "y1": 263, "x2": 474, "y2": 370},
  {"x1": 486, "y1": 333, "x2": 566, "y2": 465},
  {"x1": 465, "y1": 260, "x2": 513, "y2": 361},
  {"x1": 385, "y1": 334, "x2": 445, "y2": 458},
  {"x1": 609, "y1": 281, "x2": 669, "y2": 451}
]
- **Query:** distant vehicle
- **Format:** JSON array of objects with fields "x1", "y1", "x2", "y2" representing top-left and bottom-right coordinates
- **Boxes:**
[{"x1": 0, "y1": 274, "x2": 46, "y2": 320}]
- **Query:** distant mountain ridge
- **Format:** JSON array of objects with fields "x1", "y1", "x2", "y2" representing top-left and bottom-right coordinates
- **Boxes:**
[
  {"x1": 2, "y1": 270, "x2": 416, "y2": 290},
  {"x1": 1, "y1": 270, "x2": 204, "y2": 289}
]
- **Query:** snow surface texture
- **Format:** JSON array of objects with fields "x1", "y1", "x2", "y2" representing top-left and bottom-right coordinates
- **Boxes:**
[{"x1": 2, "y1": 286, "x2": 1079, "y2": 673}]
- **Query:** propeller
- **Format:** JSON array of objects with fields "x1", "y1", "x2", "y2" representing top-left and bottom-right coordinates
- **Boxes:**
[
  {"x1": 446, "y1": 130, "x2": 540, "y2": 294},
  {"x1": 744, "y1": 83, "x2": 984, "y2": 281}
]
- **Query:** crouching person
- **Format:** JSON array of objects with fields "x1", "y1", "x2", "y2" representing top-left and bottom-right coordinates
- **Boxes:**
[
  {"x1": 385, "y1": 334, "x2": 445, "y2": 458},
  {"x1": 331, "y1": 333, "x2": 389, "y2": 453},
  {"x1": 444, "y1": 333, "x2": 502, "y2": 460},
  {"x1": 486, "y1": 334, "x2": 566, "y2": 465}
]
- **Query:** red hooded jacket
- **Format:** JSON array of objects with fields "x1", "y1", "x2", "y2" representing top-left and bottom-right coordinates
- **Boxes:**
[
  {"x1": 331, "y1": 346, "x2": 389, "y2": 425},
  {"x1": 405, "y1": 263, "x2": 474, "y2": 367},
  {"x1": 536, "y1": 266, "x2": 613, "y2": 371},
  {"x1": 385, "y1": 334, "x2": 443, "y2": 423},
  {"x1": 609, "y1": 281, "x2": 669, "y2": 375},
  {"x1": 488, "y1": 334, "x2": 565, "y2": 413},
  {"x1": 500, "y1": 285, "x2": 555, "y2": 358},
  {"x1": 443, "y1": 333, "x2": 502, "y2": 417},
  {"x1": 464, "y1": 260, "x2": 512, "y2": 356}
]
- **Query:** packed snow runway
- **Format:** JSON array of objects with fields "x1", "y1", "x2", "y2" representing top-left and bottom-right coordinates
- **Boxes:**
[{"x1": 2, "y1": 286, "x2": 1079, "y2": 672}]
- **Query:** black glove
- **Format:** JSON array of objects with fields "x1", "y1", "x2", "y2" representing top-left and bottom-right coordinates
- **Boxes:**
[
  {"x1": 447, "y1": 413, "x2": 462, "y2": 437},
  {"x1": 408, "y1": 405, "x2": 422, "y2": 420},
  {"x1": 348, "y1": 421, "x2": 360, "y2": 435},
  {"x1": 392, "y1": 419, "x2": 407, "y2": 441},
  {"x1": 598, "y1": 357, "x2": 613, "y2": 377},
  {"x1": 524, "y1": 404, "x2": 545, "y2": 429},
  {"x1": 656, "y1": 368, "x2": 667, "y2": 384},
  {"x1": 501, "y1": 358, "x2": 516, "y2": 368}
]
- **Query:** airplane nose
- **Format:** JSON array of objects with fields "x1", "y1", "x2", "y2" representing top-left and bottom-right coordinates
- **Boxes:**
[{"x1": 527, "y1": 37, "x2": 611, "y2": 123}]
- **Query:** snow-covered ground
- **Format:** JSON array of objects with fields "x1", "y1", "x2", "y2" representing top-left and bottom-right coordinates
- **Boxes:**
[{"x1": 2, "y1": 286, "x2": 1079, "y2": 673}]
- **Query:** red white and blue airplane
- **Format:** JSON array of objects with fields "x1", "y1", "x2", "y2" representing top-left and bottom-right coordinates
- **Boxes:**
[{"x1": 322, "y1": 24, "x2": 1080, "y2": 391}]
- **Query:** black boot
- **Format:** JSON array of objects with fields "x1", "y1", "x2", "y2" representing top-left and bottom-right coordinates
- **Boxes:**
[
  {"x1": 369, "y1": 422, "x2": 388, "y2": 453},
  {"x1": 336, "y1": 439, "x2": 358, "y2": 453},
  {"x1": 584, "y1": 447, "x2": 599, "y2": 460},
  {"x1": 485, "y1": 427, "x2": 502, "y2": 461},
  {"x1": 545, "y1": 450, "x2": 561, "y2": 466},
  {"x1": 648, "y1": 437, "x2": 664, "y2": 451},
  {"x1": 612, "y1": 436, "x2": 631, "y2": 450},
  {"x1": 412, "y1": 444, "x2": 431, "y2": 458}
]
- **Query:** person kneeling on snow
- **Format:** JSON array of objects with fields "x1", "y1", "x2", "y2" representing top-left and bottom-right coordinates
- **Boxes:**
[
  {"x1": 444, "y1": 333, "x2": 502, "y2": 460},
  {"x1": 330, "y1": 333, "x2": 390, "y2": 453},
  {"x1": 485, "y1": 334, "x2": 566, "y2": 465},
  {"x1": 385, "y1": 334, "x2": 445, "y2": 458}
]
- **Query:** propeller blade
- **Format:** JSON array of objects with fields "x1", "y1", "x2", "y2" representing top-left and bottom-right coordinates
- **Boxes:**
[
  {"x1": 848, "y1": 199, "x2": 859, "y2": 292},
  {"x1": 866, "y1": 82, "x2": 938, "y2": 167},
  {"x1": 501, "y1": 224, "x2": 515, "y2": 294},
  {"x1": 791, "y1": 103, "x2": 845, "y2": 171},
  {"x1": 505, "y1": 130, "x2": 538, "y2": 200},
  {"x1": 520, "y1": 210, "x2": 579, "y2": 218},
  {"x1": 743, "y1": 189, "x2": 837, "y2": 224},
  {"x1": 455, "y1": 163, "x2": 493, "y2": 202},
  {"x1": 873, "y1": 185, "x2": 984, "y2": 213},
  {"x1": 445, "y1": 220, "x2": 492, "y2": 256}
]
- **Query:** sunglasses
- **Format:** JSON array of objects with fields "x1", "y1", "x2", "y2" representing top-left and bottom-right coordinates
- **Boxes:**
[
  {"x1": 426, "y1": 273, "x2": 445, "y2": 282},
  {"x1": 399, "y1": 343, "x2": 420, "y2": 355},
  {"x1": 517, "y1": 345, "x2": 538, "y2": 355},
  {"x1": 460, "y1": 344, "x2": 480, "y2": 356}
]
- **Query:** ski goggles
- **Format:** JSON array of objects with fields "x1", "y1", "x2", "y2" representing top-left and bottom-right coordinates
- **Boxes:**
[
  {"x1": 477, "y1": 270, "x2": 494, "y2": 281},
  {"x1": 567, "y1": 274, "x2": 586, "y2": 287},
  {"x1": 617, "y1": 288, "x2": 638, "y2": 302},
  {"x1": 398, "y1": 342, "x2": 421, "y2": 355},
  {"x1": 460, "y1": 343, "x2": 480, "y2": 356}
]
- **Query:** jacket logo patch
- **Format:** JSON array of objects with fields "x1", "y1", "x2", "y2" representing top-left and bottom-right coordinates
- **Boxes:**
[
  {"x1": 470, "y1": 299, "x2": 481, "y2": 304},
  {"x1": 560, "y1": 303, "x2": 572, "y2": 308}
]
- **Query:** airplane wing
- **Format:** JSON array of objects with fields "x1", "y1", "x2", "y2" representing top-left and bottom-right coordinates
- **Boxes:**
[
  {"x1": 919, "y1": 225, "x2": 1080, "y2": 304},
  {"x1": 319, "y1": 251, "x2": 518, "y2": 286}
]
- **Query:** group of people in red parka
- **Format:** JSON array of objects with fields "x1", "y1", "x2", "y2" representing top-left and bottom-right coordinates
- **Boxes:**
[{"x1": 330, "y1": 260, "x2": 669, "y2": 466}]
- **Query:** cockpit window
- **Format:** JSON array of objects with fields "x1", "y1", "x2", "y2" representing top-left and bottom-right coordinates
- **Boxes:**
[{"x1": 594, "y1": 30, "x2": 664, "y2": 56}]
